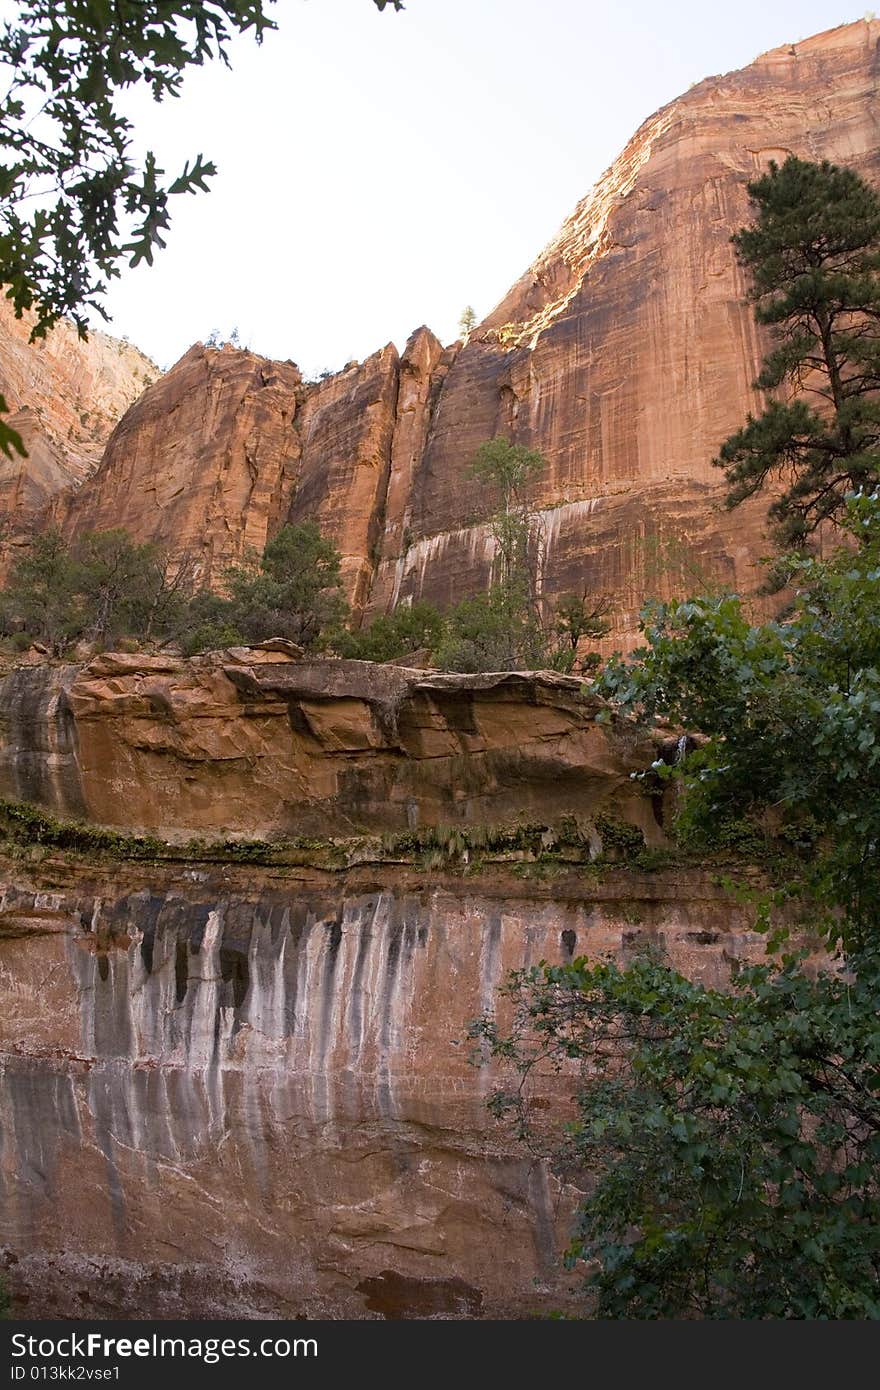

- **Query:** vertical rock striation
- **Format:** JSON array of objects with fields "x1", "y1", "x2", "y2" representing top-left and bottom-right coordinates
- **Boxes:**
[
  {"x1": 53, "y1": 345, "x2": 304, "y2": 587},
  {"x1": 288, "y1": 344, "x2": 400, "y2": 613},
  {"x1": 0, "y1": 865, "x2": 768, "y2": 1317}
]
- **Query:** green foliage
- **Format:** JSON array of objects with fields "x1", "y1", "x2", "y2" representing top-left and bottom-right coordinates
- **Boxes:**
[
  {"x1": 0, "y1": 3, "x2": 276, "y2": 343},
  {"x1": 0, "y1": 527, "x2": 191, "y2": 654},
  {"x1": 477, "y1": 493, "x2": 880, "y2": 1319},
  {"x1": 435, "y1": 582, "x2": 609, "y2": 677},
  {"x1": 0, "y1": 520, "x2": 347, "y2": 657},
  {"x1": 219, "y1": 521, "x2": 349, "y2": 649},
  {"x1": 435, "y1": 580, "x2": 548, "y2": 673},
  {"x1": 0, "y1": 1, "x2": 398, "y2": 341},
  {"x1": 438, "y1": 433, "x2": 545, "y2": 673},
  {"x1": 75, "y1": 529, "x2": 179, "y2": 645},
  {"x1": 0, "y1": 528, "x2": 80, "y2": 653},
  {"x1": 0, "y1": 796, "x2": 667, "y2": 877},
  {"x1": 553, "y1": 591, "x2": 610, "y2": 673},
  {"x1": 0, "y1": 1, "x2": 401, "y2": 457},
  {"x1": 0, "y1": 797, "x2": 169, "y2": 859},
  {"x1": 715, "y1": 156, "x2": 880, "y2": 546},
  {"x1": 176, "y1": 591, "x2": 243, "y2": 658},
  {"x1": 594, "y1": 813, "x2": 645, "y2": 860},
  {"x1": 468, "y1": 435, "x2": 543, "y2": 590},
  {"x1": 0, "y1": 394, "x2": 25, "y2": 460},
  {"x1": 597, "y1": 493, "x2": 880, "y2": 949},
  {"x1": 458, "y1": 305, "x2": 477, "y2": 337},
  {"x1": 477, "y1": 949, "x2": 880, "y2": 1319},
  {"x1": 472, "y1": 492, "x2": 880, "y2": 1323},
  {"x1": 332, "y1": 600, "x2": 443, "y2": 663},
  {"x1": 438, "y1": 438, "x2": 611, "y2": 674}
]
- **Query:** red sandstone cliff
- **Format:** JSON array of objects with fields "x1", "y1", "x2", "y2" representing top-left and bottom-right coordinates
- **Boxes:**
[
  {"x1": 0, "y1": 298, "x2": 158, "y2": 524},
  {"x1": 53, "y1": 343, "x2": 305, "y2": 585},
  {"x1": 18, "y1": 19, "x2": 880, "y2": 640}
]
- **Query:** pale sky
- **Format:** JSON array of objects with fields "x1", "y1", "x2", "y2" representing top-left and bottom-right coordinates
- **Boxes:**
[{"x1": 88, "y1": 0, "x2": 866, "y2": 375}]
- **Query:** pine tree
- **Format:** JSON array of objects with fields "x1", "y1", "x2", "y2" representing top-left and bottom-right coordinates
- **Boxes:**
[
  {"x1": 458, "y1": 305, "x2": 477, "y2": 338},
  {"x1": 714, "y1": 156, "x2": 880, "y2": 547}
]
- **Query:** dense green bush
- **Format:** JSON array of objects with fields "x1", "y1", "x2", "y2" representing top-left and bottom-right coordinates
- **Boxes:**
[
  {"x1": 0, "y1": 527, "x2": 191, "y2": 654},
  {"x1": 332, "y1": 600, "x2": 443, "y2": 663},
  {"x1": 218, "y1": 521, "x2": 349, "y2": 649},
  {"x1": 0, "y1": 521, "x2": 350, "y2": 659}
]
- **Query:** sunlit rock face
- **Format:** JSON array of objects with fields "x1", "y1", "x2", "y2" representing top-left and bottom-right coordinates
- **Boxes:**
[
  {"x1": 0, "y1": 299, "x2": 158, "y2": 529},
  {"x1": 39, "y1": 19, "x2": 880, "y2": 649},
  {"x1": 0, "y1": 862, "x2": 766, "y2": 1318},
  {"x1": 50, "y1": 345, "x2": 305, "y2": 589},
  {"x1": 374, "y1": 20, "x2": 880, "y2": 649},
  {"x1": 0, "y1": 658, "x2": 663, "y2": 839}
]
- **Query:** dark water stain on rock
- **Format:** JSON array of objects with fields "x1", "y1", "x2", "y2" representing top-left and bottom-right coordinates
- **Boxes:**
[{"x1": 356, "y1": 1270, "x2": 483, "y2": 1320}]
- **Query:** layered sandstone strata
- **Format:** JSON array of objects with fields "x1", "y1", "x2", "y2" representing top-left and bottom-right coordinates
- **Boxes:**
[{"x1": 0, "y1": 654, "x2": 663, "y2": 839}]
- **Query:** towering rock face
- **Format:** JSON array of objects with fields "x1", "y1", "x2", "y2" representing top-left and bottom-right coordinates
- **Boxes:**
[
  {"x1": 56, "y1": 344, "x2": 304, "y2": 586},
  {"x1": 289, "y1": 344, "x2": 400, "y2": 612},
  {"x1": 42, "y1": 19, "x2": 880, "y2": 640},
  {"x1": 374, "y1": 19, "x2": 880, "y2": 643},
  {"x1": 0, "y1": 299, "x2": 157, "y2": 524},
  {"x1": 57, "y1": 341, "x2": 404, "y2": 603}
]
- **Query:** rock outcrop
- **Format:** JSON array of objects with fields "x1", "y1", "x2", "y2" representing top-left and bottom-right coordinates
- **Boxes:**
[
  {"x1": 0, "y1": 299, "x2": 157, "y2": 524},
  {"x1": 0, "y1": 851, "x2": 766, "y2": 1318},
  {"x1": 288, "y1": 343, "x2": 401, "y2": 613},
  {"x1": 33, "y1": 19, "x2": 880, "y2": 646},
  {"x1": 0, "y1": 654, "x2": 662, "y2": 839},
  {"x1": 53, "y1": 345, "x2": 304, "y2": 587}
]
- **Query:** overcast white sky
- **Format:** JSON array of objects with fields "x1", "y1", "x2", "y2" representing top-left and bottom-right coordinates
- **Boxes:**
[{"x1": 92, "y1": 0, "x2": 865, "y2": 375}]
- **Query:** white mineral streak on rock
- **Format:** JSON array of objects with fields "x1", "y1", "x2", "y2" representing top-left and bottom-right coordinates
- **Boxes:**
[
  {"x1": 394, "y1": 524, "x2": 498, "y2": 603},
  {"x1": 244, "y1": 913, "x2": 286, "y2": 1051},
  {"x1": 531, "y1": 497, "x2": 601, "y2": 597}
]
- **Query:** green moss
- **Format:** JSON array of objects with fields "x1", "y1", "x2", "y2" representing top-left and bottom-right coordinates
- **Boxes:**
[
  {"x1": 594, "y1": 813, "x2": 646, "y2": 860},
  {"x1": 0, "y1": 796, "x2": 743, "y2": 880}
]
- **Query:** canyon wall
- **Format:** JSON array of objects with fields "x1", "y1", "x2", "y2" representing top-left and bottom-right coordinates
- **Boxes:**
[
  {"x1": 0, "y1": 853, "x2": 765, "y2": 1318},
  {"x1": 0, "y1": 299, "x2": 157, "y2": 527},
  {"x1": 0, "y1": 655, "x2": 661, "y2": 839},
  {"x1": 0, "y1": 657, "x2": 764, "y2": 1317},
  {"x1": 0, "y1": 20, "x2": 869, "y2": 1319},
  {"x1": 25, "y1": 19, "x2": 880, "y2": 646},
  {"x1": 51, "y1": 345, "x2": 304, "y2": 587}
]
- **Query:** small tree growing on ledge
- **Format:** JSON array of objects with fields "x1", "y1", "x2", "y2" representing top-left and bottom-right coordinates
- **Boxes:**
[
  {"x1": 714, "y1": 156, "x2": 880, "y2": 548},
  {"x1": 437, "y1": 436, "x2": 544, "y2": 671},
  {"x1": 458, "y1": 305, "x2": 477, "y2": 340},
  {"x1": 435, "y1": 437, "x2": 611, "y2": 673},
  {"x1": 199, "y1": 521, "x2": 349, "y2": 651}
]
